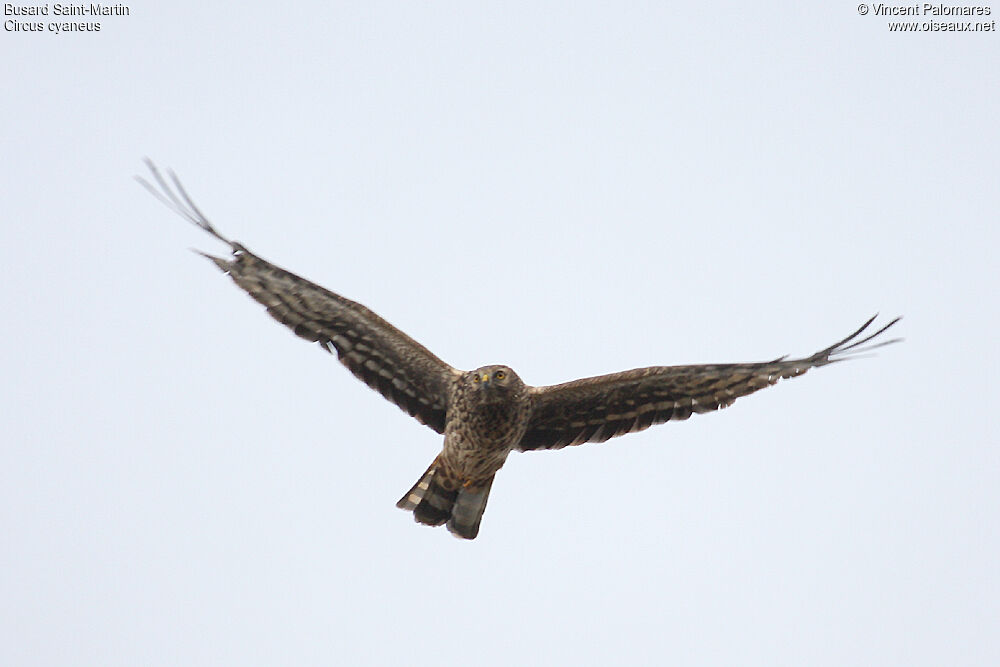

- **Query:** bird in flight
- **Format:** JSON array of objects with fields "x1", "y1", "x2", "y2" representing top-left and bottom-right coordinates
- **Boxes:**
[{"x1": 138, "y1": 160, "x2": 901, "y2": 540}]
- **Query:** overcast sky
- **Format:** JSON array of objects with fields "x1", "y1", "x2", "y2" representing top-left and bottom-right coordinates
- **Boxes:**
[{"x1": 2, "y1": 2, "x2": 997, "y2": 665}]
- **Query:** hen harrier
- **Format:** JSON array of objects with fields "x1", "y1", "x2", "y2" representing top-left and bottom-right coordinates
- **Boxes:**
[{"x1": 138, "y1": 161, "x2": 901, "y2": 540}]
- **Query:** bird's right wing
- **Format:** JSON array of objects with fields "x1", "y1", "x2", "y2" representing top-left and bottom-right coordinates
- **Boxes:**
[{"x1": 138, "y1": 160, "x2": 460, "y2": 433}]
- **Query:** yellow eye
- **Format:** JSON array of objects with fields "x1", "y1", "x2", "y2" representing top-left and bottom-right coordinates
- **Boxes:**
[
  {"x1": 495, "y1": 370, "x2": 506, "y2": 380},
  {"x1": 473, "y1": 375, "x2": 481, "y2": 383}
]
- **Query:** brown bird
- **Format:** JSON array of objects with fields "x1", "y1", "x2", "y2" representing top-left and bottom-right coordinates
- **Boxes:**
[{"x1": 138, "y1": 161, "x2": 901, "y2": 540}]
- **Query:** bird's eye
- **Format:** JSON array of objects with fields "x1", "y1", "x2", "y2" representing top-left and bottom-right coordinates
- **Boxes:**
[
  {"x1": 473, "y1": 375, "x2": 481, "y2": 383},
  {"x1": 495, "y1": 370, "x2": 505, "y2": 380}
]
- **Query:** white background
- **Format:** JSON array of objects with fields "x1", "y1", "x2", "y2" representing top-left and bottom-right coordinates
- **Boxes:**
[{"x1": 2, "y1": 2, "x2": 997, "y2": 665}]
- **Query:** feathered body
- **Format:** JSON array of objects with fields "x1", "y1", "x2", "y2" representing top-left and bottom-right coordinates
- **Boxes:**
[{"x1": 397, "y1": 366, "x2": 531, "y2": 538}]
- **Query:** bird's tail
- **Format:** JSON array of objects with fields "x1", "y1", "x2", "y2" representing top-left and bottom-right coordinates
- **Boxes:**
[{"x1": 396, "y1": 458, "x2": 494, "y2": 540}]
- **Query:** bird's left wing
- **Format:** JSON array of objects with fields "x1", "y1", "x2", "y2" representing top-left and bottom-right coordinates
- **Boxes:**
[
  {"x1": 517, "y1": 316, "x2": 900, "y2": 450},
  {"x1": 138, "y1": 160, "x2": 460, "y2": 433}
]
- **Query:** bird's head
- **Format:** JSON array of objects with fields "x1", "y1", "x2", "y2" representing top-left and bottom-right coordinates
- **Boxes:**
[{"x1": 467, "y1": 364, "x2": 524, "y2": 397}]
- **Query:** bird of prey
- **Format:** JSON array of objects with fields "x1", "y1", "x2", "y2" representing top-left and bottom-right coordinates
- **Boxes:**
[{"x1": 138, "y1": 161, "x2": 901, "y2": 540}]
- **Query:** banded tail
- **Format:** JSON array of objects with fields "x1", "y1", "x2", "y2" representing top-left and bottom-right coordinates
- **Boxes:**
[{"x1": 396, "y1": 459, "x2": 494, "y2": 540}]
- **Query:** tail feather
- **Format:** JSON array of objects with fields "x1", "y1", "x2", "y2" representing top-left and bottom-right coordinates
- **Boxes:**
[
  {"x1": 447, "y1": 477, "x2": 493, "y2": 540},
  {"x1": 396, "y1": 460, "x2": 494, "y2": 540}
]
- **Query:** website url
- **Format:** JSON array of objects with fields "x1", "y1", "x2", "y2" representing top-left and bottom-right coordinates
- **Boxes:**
[{"x1": 888, "y1": 19, "x2": 996, "y2": 29}]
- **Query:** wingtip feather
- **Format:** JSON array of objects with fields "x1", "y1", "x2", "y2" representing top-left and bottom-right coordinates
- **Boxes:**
[
  {"x1": 138, "y1": 158, "x2": 238, "y2": 249},
  {"x1": 190, "y1": 247, "x2": 232, "y2": 273}
]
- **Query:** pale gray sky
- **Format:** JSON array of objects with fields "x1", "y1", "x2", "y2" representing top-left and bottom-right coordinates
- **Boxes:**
[{"x1": 2, "y1": 2, "x2": 997, "y2": 665}]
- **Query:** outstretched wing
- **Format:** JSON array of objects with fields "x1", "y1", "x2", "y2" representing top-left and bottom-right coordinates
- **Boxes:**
[
  {"x1": 137, "y1": 160, "x2": 460, "y2": 433},
  {"x1": 518, "y1": 316, "x2": 901, "y2": 450}
]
